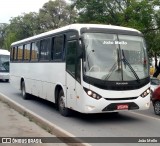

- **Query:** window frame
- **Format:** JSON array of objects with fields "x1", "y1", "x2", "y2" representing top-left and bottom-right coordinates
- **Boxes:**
[{"x1": 52, "y1": 35, "x2": 65, "y2": 61}]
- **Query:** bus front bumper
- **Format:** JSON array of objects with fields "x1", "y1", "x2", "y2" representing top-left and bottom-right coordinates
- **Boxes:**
[
  {"x1": 82, "y1": 95, "x2": 150, "y2": 113},
  {"x1": 0, "y1": 73, "x2": 9, "y2": 80}
]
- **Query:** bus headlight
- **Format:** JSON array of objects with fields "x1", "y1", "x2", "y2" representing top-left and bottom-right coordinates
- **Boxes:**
[
  {"x1": 84, "y1": 87, "x2": 102, "y2": 100},
  {"x1": 140, "y1": 88, "x2": 150, "y2": 98},
  {"x1": 87, "y1": 90, "x2": 92, "y2": 96}
]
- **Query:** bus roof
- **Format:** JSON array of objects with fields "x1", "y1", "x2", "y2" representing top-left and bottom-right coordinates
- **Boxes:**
[
  {"x1": 11, "y1": 24, "x2": 141, "y2": 46},
  {"x1": 0, "y1": 49, "x2": 10, "y2": 55}
]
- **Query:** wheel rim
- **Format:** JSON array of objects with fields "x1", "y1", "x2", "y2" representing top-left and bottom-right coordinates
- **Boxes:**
[
  {"x1": 22, "y1": 83, "x2": 25, "y2": 97},
  {"x1": 154, "y1": 102, "x2": 160, "y2": 115},
  {"x1": 59, "y1": 96, "x2": 65, "y2": 111},
  {"x1": 22, "y1": 88, "x2": 25, "y2": 97}
]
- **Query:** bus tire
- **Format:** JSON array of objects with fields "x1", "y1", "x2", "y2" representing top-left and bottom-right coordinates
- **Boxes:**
[
  {"x1": 21, "y1": 81, "x2": 29, "y2": 100},
  {"x1": 58, "y1": 90, "x2": 71, "y2": 117}
]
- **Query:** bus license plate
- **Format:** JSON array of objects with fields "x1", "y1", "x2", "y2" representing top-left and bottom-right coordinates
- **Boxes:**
[{"x1": 117, "y1": 104, "x2": 128, "y2": 110}]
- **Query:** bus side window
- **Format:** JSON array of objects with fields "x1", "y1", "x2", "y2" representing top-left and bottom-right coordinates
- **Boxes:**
[
  {"x1": 31, "y1": 42, "x2": 39, "y2": 61},
  {"x1": 53, "y1": 35, "x2": 64, "y2": 61},
  {"x1": 10, "y1": 47, "x2": 14, "y2": 61},
  {"x1": 24, "y1": 44, "x2": 31, "y2": 61},
  {"x1": 17, "y1": 45, "x2": 23, "y2": 61},
  {"x1": 40, "y1": 38, "x2": 51, "y2": 61},
  {"x1": 51, "y1": 38, "x2": 54, "y2": 60},
  {"x1": 13, "y1": 47, "x2": 18, "y2": 61},
  {"x1": 66, "y1": 40, "x2": 77, "y2": 77}
]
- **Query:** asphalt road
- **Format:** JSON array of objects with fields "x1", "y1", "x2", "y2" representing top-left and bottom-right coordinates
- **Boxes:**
[{"x1": 0, "y1": 81, "x2": 160, "y2": 146}]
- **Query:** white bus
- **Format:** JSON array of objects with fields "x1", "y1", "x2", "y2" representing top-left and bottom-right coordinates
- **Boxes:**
[
  {"x1": 0, "y1": 49, "x2": 10, "y2": 82},
  {"x1": 10, "y1": 24, "x2": 150, "y2": 116}
]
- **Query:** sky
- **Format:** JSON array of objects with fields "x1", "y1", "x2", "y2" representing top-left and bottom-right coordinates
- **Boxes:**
[{"x1": 0, "y1": 0, "x2": 69, "y2": 24}]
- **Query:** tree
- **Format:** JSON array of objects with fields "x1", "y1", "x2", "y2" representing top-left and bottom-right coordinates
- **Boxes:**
[
  {"x1": 72, "y1": 0, "x2": 160, "y2": 76},
  {"x1": 0, "y1": 23, "x2": 8, "y2": 49},
  {"x1": 71, "y1": 0, "x2": 157, "y2": 30},
  {"x1": 3, "y1": 12, "x2": 39, "y2": 49},
  {"x1": 2, "y1": 0, "x2": 77, "y2": 48},
  {"x1": 38, "y1": 0, "x2": 77, "y2": 31},
  {"x1": 3, "y1": 31, "x2": 17, "y2": 50}
]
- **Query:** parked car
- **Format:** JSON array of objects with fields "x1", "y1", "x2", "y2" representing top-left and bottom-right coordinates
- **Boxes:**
[
  {"x1": 151, "y1": 86, "x2": 160, "y2": 115},
  {"x1": 150, "y1": 77, "x2": 160, "y2": 98}
]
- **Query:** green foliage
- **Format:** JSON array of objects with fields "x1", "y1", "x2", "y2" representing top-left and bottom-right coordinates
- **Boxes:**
[
  {"x1": 1, "y1": 0, "x2": 77, "y2": 49},
  {"x1": 1, "y1": 12, "x2": 39, "y2": 49},
  {"x1": 71, "y1": 0, "x2": 160, "y2": 57},
  {"x1": 38, "y1": 0, "x2": 77, "y2": 31},
  {"x1": 72, "y1": 0, "x2": 155, "y2": 30},
  {"x1": 0, "y1": 23, "x2": 8, "y2": 48},
  {"x1": 3, "y1": 32, "x2": 16, "y2": 50}
]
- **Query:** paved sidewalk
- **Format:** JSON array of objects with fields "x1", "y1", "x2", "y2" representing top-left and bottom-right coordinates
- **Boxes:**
[{"x1": 0, "y1": 100, "x2": 67, "y2": 146}]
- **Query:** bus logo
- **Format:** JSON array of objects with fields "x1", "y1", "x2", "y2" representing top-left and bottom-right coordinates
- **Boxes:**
[{"x1": 116, "y1": 82, "x2": 128, "y2": 85}]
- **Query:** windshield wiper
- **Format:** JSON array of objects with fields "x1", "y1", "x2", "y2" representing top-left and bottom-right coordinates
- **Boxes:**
[
  {"x1": 122, "y1": 49, "x2": 140, "y2": 83},
  {"x1": 105, "y1": 61, "x2": 117, "y2": 80},
  {"x1": 105, "y1": 48, "x2": 120, "y2": 80}
]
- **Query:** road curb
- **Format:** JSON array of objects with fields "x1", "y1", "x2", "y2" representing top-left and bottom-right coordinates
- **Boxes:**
[{"x1": 0, "y1": 92, "x2": 91, "y2": 146}]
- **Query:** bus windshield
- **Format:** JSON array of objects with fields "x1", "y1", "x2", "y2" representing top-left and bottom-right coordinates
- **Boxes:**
[
  {"x1": 82, "y1": 33, "x2": 149, "y2": 81},
  {"x1": 0, "y1": 55, "x2": 10, "y2": 72}
]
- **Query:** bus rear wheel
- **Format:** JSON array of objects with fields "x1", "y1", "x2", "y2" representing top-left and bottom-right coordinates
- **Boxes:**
[
  {"x1": 21, "y1": 81, "x2": 29, "y2": 100},
  {"x1": 58, "y1": 90, "x2": 71, "y2": 117}
]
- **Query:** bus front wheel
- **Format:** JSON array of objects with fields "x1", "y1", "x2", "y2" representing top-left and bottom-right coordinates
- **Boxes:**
[{"x1": 58, "y1": 90, "x2": 71, "y2": 117}]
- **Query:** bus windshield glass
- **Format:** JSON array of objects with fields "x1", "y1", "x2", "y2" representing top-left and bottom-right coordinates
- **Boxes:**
[
  {"x1": 0, "y1": 55, "x2": 10, "y2": 72},
  {"x1": 82, "y1": 33, "x2": 149, "y2": 81}
]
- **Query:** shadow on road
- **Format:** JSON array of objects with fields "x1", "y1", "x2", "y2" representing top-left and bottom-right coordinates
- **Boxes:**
[{"x1": 13, "y1": 93, "x2": 143, "y2": 123}]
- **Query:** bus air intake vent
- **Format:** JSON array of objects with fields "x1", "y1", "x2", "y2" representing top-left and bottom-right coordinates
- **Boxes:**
[{"x1": 104, "y1": 97, "x2": 138, "y2": 101}]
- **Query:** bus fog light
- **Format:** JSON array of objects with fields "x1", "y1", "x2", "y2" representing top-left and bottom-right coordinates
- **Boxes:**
[
  {"x1": 87, "y1": 105, "x2": 95, "y2": 111},
  {"x1": 145, "y1": 102, "x2": 150, "y2": 107}
]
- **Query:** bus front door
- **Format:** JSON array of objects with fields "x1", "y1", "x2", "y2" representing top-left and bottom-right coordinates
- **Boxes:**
[{"x1": 66, "y1": 40, "x2": 78, "y2": 109}]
